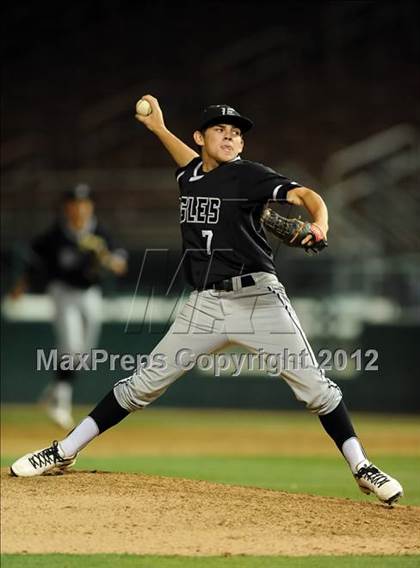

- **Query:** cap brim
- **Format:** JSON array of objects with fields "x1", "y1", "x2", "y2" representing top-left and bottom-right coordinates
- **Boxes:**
[{"x1": 200, "y1": 115, "x2": 253, "y2": 133}]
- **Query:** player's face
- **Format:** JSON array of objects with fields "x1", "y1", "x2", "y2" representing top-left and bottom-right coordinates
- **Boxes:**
[
  {"x1": 64, "y1": 199, "x2": 94, "y2": 230},
  {"x1": 195, "y1": 124, "x2": 244, "y2": 164}
]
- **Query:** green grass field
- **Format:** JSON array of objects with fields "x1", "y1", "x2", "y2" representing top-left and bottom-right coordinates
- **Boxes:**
[
  {"x1": 2, "y1": 405, "x2": 419, "y2": 567},
  {"x1": 1, "y1": 554, "x2": 420, "y2": 568}
]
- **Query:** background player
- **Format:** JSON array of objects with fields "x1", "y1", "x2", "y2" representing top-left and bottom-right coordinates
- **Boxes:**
[
  {"x1": 9, "y1": 183, "x2": 128, "y2": 428},
  {"x1": 10, "y1": 97, "x2": 403, "y2": 506}
]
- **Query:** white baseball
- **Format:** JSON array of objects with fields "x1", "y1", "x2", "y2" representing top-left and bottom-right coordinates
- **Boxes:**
[{"x1": 136, "y1": 99, "x2": 152, "y2": 116}]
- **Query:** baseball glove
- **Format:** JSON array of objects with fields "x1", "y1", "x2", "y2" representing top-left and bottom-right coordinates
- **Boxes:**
[
  {"x1": 261, "y1": 208, "x2": 328, "y2": 254},
  {"x1": 79, "y1": 233, "x2": 107, "y2": 254},
  {"x1": 78, "y1": 234, "x2": 111, "y2": 266}
]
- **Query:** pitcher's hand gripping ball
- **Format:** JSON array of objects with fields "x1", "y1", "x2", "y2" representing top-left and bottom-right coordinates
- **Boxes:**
[{"x1": 262, "y1": 207, "x2": 328, "y2": 254}]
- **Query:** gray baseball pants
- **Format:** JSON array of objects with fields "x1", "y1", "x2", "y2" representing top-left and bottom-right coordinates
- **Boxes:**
[
  {"x1": 49, "y1": 281, "x2": 103, "y2": 358},
  {"x1": 114, "y1": 272, "x2": 342, "y2": 415}
]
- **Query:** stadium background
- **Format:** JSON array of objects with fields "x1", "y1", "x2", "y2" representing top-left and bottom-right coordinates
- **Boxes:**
[{"x1": 2, "y1": 1, "x2": 419, "y2": 412}]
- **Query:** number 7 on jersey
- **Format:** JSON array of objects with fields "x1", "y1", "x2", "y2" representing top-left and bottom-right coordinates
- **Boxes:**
[{"x1": 201, "y1": 230, "x2": 213, "y2": 255}]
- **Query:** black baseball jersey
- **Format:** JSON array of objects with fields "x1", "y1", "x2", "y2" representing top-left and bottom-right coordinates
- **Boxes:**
[
  {"x1": 176, "y1": 156, "x2": 301, "y2": 289},
  {"x1": 27, "y1": 219, "x2": 122, "y2": 289}
]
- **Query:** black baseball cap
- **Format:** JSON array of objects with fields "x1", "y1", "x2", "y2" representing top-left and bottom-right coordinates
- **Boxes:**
[
  {"x1": 198, "y1": 104, "x2": 254, "y2": 133},
  {"x1": 62, "y1": 183, "x2": 93, "y2": 202}
]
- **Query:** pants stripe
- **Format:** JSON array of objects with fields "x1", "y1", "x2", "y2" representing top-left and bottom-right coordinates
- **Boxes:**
[{"x1": 268, "y1": 286, "x2": 318, "y2": 368}]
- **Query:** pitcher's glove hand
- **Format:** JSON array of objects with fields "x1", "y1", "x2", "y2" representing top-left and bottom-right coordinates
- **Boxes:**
[{"x1": 261, "y1": 208, "x2": 328, "y2": 254}]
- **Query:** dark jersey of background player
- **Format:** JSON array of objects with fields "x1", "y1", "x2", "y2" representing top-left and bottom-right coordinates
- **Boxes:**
[
  {"x1": 176, "y1": 157, "x2": 301, "y2": 289},
  {"x1": 29, "y1": 219, "x2": 119, "y2": 290},
  {"x1": 23, "y1": 183, "x2": 127, "y2": 291}
]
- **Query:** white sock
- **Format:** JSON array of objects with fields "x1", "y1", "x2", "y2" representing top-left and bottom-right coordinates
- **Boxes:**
[
  {"x1": 59, "y1": 416, "x2": 99, "y2": 457},
  {"x1": 342, "y1": 436, "x2": 369, "y2": 473}
]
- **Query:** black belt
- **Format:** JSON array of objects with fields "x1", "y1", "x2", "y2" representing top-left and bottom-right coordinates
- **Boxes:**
[{"x1": 204, "y1": 274, "x2": 255, "y2": 292}]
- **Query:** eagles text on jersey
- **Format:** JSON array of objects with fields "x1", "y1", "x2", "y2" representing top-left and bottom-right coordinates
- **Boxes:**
[{"x1": 175, "y1": 157, "x2": 301, "y2": 289}]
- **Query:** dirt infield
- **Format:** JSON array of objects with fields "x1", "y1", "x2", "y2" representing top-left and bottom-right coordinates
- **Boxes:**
[{"x1": 2, "y1": 469, "x2": 420, "y2": 556}]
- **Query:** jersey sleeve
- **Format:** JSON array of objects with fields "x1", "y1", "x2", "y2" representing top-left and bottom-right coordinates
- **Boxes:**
[
  {"x1": 175, "y1": 157, "x2": 201, "y2": 189},
  {"x1": 22, "y1": 231, "x2": 54, "y2": 279},
  {"x1": 238, "y1": 161, "x2": 301, "y2": 203},
  {"x1": 31, "y1": 232, "x2": 52, "y2": 265}
]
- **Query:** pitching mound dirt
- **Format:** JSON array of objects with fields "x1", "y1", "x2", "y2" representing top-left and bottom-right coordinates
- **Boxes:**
[{"x1": 2, "y1": 469, "x2": 419, "y2": 556}]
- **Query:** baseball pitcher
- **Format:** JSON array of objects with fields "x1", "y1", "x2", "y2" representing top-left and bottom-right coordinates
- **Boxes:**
[{"x1": 11, "y1": 97, "x2": 403, "y2": 506}]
